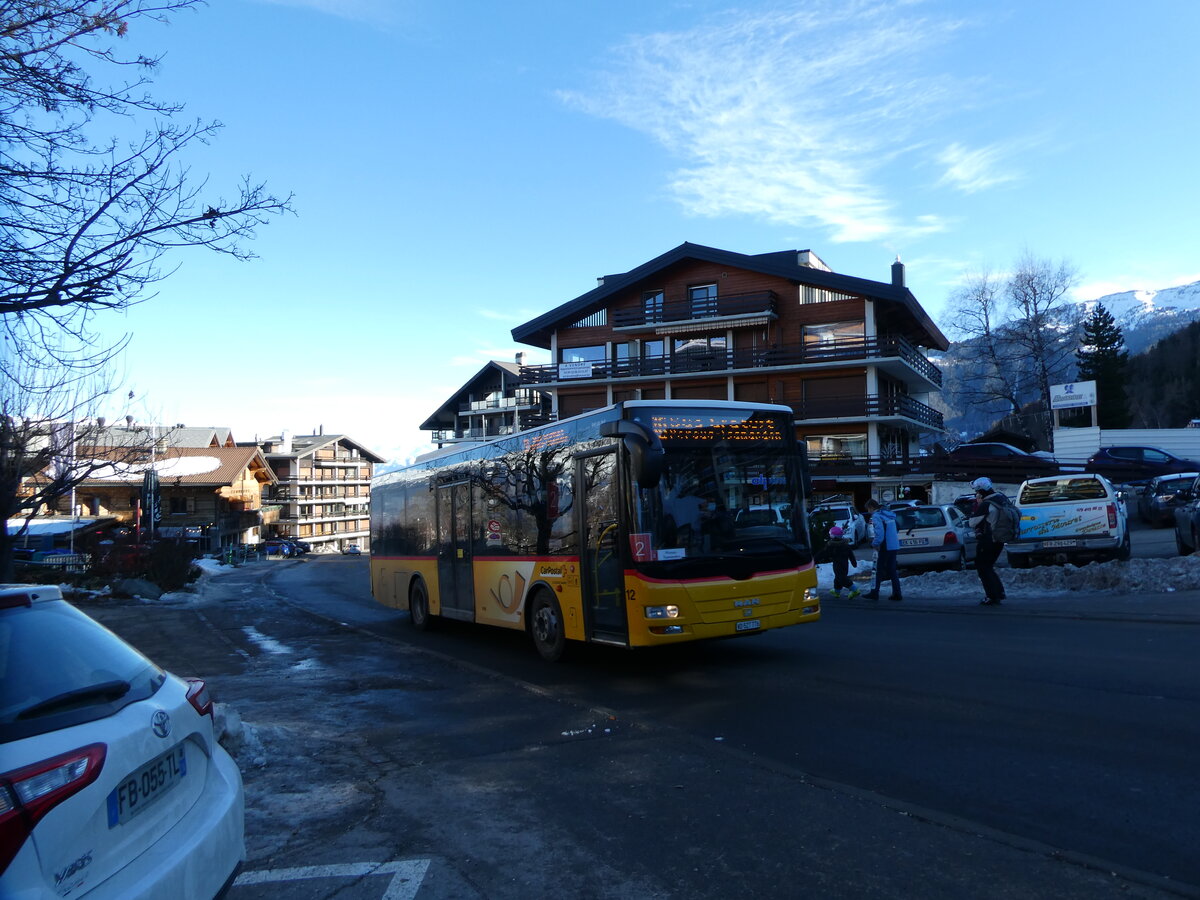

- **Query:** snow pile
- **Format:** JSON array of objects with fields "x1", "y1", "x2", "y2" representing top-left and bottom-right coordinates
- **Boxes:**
[{"x1": 818, "y1": 553, "x2": 1200, "y2": 596}]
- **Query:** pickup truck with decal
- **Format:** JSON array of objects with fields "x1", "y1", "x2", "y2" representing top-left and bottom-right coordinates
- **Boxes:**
[{"x1": 1007, "y1": 473, "x2": 1130, "y2": 568}]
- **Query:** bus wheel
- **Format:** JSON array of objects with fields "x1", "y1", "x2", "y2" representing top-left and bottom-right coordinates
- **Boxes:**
[
  {"x1": 410, "y1": 580, "x2": 434, "y2": 631},
  {"x1": 529, "y1": 590, "x2": 566, "y2": 662}
]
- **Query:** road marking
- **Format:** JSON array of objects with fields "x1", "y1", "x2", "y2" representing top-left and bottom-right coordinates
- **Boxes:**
[{"x1": 234, "y1": 859, "x2": 430, "y2": 898}]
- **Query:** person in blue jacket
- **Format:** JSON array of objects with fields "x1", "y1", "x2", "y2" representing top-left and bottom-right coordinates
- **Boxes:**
[{"x1": 864, "y1": 498, "x2": 902, "y2": 602}]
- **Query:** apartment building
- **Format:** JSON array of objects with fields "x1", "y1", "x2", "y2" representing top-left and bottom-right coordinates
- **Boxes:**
[
  {"x1": 256, "y1": 432, "x2": 384, "y2": 552},
  {"x1": 420, "y1": 358, "x2": 553, "y2": 447},
  {"x1": 510, "y1": 242, "x2": 950, "y2": 504}
]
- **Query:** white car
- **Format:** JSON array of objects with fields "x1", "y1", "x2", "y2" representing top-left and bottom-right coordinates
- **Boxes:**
[
  {"x1": 810, "y1": 503, "x2": 867, "y2": 545},
  {"x1": 891, "y1": 504, "x2": 978, "y2": 571},
  {"x1": 0, "y1": 584, "x2": 244, "y2": 899}
]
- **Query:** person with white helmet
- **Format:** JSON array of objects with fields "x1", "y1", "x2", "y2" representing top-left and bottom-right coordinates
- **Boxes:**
[{"x1": 968, "y1": 476, "x2": 1007, "y2": 605}]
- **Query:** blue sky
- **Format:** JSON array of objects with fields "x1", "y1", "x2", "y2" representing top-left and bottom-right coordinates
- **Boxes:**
[{"x1": 95, "y1": 0, "x2": 1200, "y2": 462}]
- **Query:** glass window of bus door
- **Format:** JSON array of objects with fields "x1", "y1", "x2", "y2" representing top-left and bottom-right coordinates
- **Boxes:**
[
  {"x1": 576, "y1": 448, "x2": 625, "y2": 641},
  {"x1": 435, "y1": 479, "x2": 475, "y2": 617}
]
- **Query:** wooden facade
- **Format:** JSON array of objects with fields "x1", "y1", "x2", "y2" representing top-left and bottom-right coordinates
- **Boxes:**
[{"x1": 511, "y1": 243, "x2": 951, "y2": 504}]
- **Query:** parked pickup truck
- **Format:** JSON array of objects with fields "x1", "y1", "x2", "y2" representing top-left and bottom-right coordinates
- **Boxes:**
[{"x1": 1007, "y1": 473, "x2": 1130, "y2": 568}]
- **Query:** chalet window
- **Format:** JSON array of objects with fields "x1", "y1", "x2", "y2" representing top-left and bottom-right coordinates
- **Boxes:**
[
  {"x1": 803, "y1": 321, "x2": 864, "y2": 345},
  {"x1": 642, "y1": 339, "x2": 664, "y2": 358},
  {"x1": 643, "y1": 290, "x2": 664, "y2": 321},
  {"x1": 559, "y1": 345, "x2": 605, "y2": 363},
  {"x1": 688, "y1": 283, "x2": 718, "y2": 316},
  {"x1": 806, "y1": 434, "x2": 867, "y2": 459},
  {"x1": 672, "y1": 335, "x2": 726, "y2": 355},
  {"x1": 169, "y1": 497, "x2": 196, "y2": 515}
]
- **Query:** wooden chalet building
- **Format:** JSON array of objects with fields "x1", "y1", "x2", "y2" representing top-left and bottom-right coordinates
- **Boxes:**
[{"x1": 510, "y1": 242, "x2": 950, "y2": 504}]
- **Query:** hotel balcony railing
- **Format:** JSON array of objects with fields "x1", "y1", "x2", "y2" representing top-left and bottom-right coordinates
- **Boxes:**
[
  {"x1": 520, "y1": 334, "x2": 941, "y2": 388},
  {"x1": 611, "y1": 291, "x2": 778, "y2": 329},
  {"x1": 786, "y1": 394, "x2": 943, "y2": 429}
]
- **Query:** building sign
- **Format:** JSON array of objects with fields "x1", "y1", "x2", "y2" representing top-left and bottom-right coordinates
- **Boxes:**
[
  {"x1": 558, "y1": 360, "x2": 593, "y2": 380},
  {"x1": 1050, "y1": 380, "x2": 1097, "y2": 410}
]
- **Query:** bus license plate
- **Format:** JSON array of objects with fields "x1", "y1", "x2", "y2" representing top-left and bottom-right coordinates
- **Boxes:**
[
  {"x1": 736, "y1": 619, "x2": 760, "y2": 631},
  {"x1": 1042, "y1": 539, "x2": 1078, "y2": 548},
  {"x1": 107, "y1": 744, "x2": 187, "y2": 827}
]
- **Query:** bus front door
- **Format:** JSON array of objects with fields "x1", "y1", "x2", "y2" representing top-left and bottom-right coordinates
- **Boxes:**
[
  {"x1": 436, "y1": 481, "x2": 474, "y2": 620},
  {"x1": 578, "y1": 449, "x2": 626, "y2": 643}
]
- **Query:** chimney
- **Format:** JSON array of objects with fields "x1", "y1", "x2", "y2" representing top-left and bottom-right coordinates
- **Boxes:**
[
  {"x1": 891, "y1": 256, "x2": 905, "y2": 288},
  {"x1": 597, "y1": 276, "x2": 605, "y2": 286},
  {"x1": 280, "y1": 429, "x2": 292, "y2": 454},
  {"x1": 515, "y1": 351, "x2": 527, "y2": 367}
]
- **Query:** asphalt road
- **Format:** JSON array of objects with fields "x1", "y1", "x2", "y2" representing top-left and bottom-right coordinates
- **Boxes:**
[{"x1": 77, "y1": 547, "x2": 1199, "y2": 899}]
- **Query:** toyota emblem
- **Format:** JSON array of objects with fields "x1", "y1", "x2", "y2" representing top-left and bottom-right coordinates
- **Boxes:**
[{"x1": 151, "y1": 710, "x2": 171, "y2": 739}]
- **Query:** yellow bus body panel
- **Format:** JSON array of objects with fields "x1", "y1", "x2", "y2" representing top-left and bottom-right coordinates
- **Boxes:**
[{"x1": 623, "y1": 565, "x2": 819, "y2": 648}]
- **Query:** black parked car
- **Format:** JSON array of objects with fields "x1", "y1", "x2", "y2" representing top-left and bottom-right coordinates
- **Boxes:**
[
  {"x1": 1136, "y1": 472, "x2": 1200, "y2": 527},
  {"x1": 1084, "y1": 446, "x2": 1200, "y2": 484},
  {"x1": 941, "y1": 442, "x2": 1059, "y2": 479},
  {"x1": 1173, "y1": 475, "x2": 1200, "y2": 555}
]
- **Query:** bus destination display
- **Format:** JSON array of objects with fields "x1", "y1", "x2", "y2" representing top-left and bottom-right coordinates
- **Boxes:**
[{"x1": 648, "y1": 414, "x2": 786, "y2": 443}]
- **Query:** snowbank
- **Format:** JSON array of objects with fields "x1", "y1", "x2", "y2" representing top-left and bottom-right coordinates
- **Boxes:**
[{"x1": 820, "y1": 553, "x2": 1200, "y2": 596}]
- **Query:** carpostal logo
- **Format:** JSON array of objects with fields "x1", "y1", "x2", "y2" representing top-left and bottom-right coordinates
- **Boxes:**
[{"x1": 539, "y1": 564, "x2": 566, "y2": 578}]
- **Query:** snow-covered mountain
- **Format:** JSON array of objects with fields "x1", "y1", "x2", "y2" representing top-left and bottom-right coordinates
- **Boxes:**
[
  {"x1": 1084, "y1": 280, "x2": 1200, "y2": 354},
  {"x1": 934, "y1": 277, "x2": 1200, "y2": 440}
]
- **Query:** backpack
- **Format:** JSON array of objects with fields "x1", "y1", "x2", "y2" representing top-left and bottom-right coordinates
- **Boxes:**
[{"x1": 987, "y1": 494, "x2": 1020, "y2": 543}]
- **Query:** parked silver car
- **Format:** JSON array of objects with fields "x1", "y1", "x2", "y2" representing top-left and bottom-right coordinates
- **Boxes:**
[
  {"x1": 1173, "y1": 474, "x2": 1200, "y2": 555},
  {"x1": 891, "y1": 504, "x2": 978, "y2": 571}
]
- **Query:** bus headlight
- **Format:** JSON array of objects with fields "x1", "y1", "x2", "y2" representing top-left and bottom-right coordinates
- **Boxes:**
[
  {"x1": 804, "y1": 588, "x2": 820, "y2": 604},
  {"x1": 645, "y1": 605, "x2": 680, "y2": 619}
]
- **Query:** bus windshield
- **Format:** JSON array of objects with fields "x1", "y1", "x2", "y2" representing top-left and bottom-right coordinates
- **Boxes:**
[{"x1": 626, "y1": 407, "x2": 810, "y2": 578}]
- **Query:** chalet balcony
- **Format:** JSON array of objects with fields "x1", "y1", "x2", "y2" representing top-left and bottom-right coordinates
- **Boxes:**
[
  {"x1": 611, "y1": 290, "x2": 778, "y2": 330},
  {"x1": 430, "y1": 411, "x2": 558, "y2": 444},
  {"x1": 787, "y1": 394, "x2": 944, "y2": 430},
  {"x1": 520, "y1": 334, "x2": 941, "y2": 390}
]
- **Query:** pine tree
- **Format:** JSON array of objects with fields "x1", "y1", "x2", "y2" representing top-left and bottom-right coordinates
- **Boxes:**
[{"x1": 1075, "y1": 304, "x2": 1131, "y2": 427}]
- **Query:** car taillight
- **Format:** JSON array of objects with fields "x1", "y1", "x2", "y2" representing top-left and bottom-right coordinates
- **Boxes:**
[
  {"x1": 1107, "y1": 504, "x2": 1118, "y2": 528},
  {"x1": 185, "y1": 678, "x2": 213, "y2": 717},
  {"x1": 943, "y1": 531, "x2": 958, "y2": 546},
  {"x1": 0, "y1": 744, "x2": 106, "y2": 875}
]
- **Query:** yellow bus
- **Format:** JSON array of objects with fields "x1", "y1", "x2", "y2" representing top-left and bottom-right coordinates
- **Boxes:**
[{"x1": 370, "y1": 401, "x2": 820, "y2": 660}]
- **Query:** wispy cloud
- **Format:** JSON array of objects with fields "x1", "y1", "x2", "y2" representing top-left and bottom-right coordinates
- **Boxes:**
[
  {"x1": 560, "y1": 1, "x2": 980, "y2": 243},
  {"x1": 936, "y1": 142, "x2": 1020, "y2": 193}
]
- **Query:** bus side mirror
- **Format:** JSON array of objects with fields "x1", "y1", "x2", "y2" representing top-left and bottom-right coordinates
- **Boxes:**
[{"x1": 601, "y1": 420, "x2": 664, "y2": 489}]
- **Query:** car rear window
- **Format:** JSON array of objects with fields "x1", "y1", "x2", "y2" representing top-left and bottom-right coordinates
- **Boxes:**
[
  {"x1": 1018, "y1": 478, "x2": 1109, "y2": 505},
  {"x1": 0, "y1": 599, "x2": 165, "y2": 742},
  {"x1": 896, "y1": 508, "x2": 947, "y2": 529}
]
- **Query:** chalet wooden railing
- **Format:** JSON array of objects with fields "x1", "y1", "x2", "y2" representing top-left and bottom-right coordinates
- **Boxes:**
[
  {"x1": 520, "y1": 334, "x2": 941, "y2": 387},
  {"x1": 611, "y1": 291, "x2": 778, "y2": 328}
]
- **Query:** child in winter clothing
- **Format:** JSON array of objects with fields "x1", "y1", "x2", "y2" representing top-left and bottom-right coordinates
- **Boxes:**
[{"x1": 817, "y1": 525, "x2": 859, "y2": 598}]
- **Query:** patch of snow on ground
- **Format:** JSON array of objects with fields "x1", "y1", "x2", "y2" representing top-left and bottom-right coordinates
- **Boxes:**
[{"x1": 816, "y1": 554, "x2": 1200, "y2": 596}]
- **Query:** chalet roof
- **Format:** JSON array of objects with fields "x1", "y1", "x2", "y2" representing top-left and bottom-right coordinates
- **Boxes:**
[
  {"x1": 71, "y1": 446, "x2": 275, "y2": 487},
  {"x1": 511, "y1": 242, "x2": 950, "y2": 351},
  {"x1": 255, "y1": 433, "x2": 386, "y2": 464},
  {"x1": 98, "y1": 425, "x2": 237, "y2": 448},
  {"x1": 419, "y1": 360, "x2": 525, "y2": 431}
]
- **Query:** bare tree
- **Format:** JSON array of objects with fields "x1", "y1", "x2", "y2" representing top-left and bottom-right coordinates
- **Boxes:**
[
  {"x1": 1, "y1": 1, "x2": 290, "y2": 577},
  {"x1": 946, "y1": 270, "x2": 1031, "y2": 438},
  {"x1": 1005, "y1": 251, "x2": 1080, "y2": 445},
  {"x1": 1, "y1": 0, "x2": 292, "y2": 364},
  {"x1": 0, "y1": 348, "x2": 160, "y2": 581},
  {"x1": 946, "y1": 254, "x2": 1080, "y2": 447}
]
